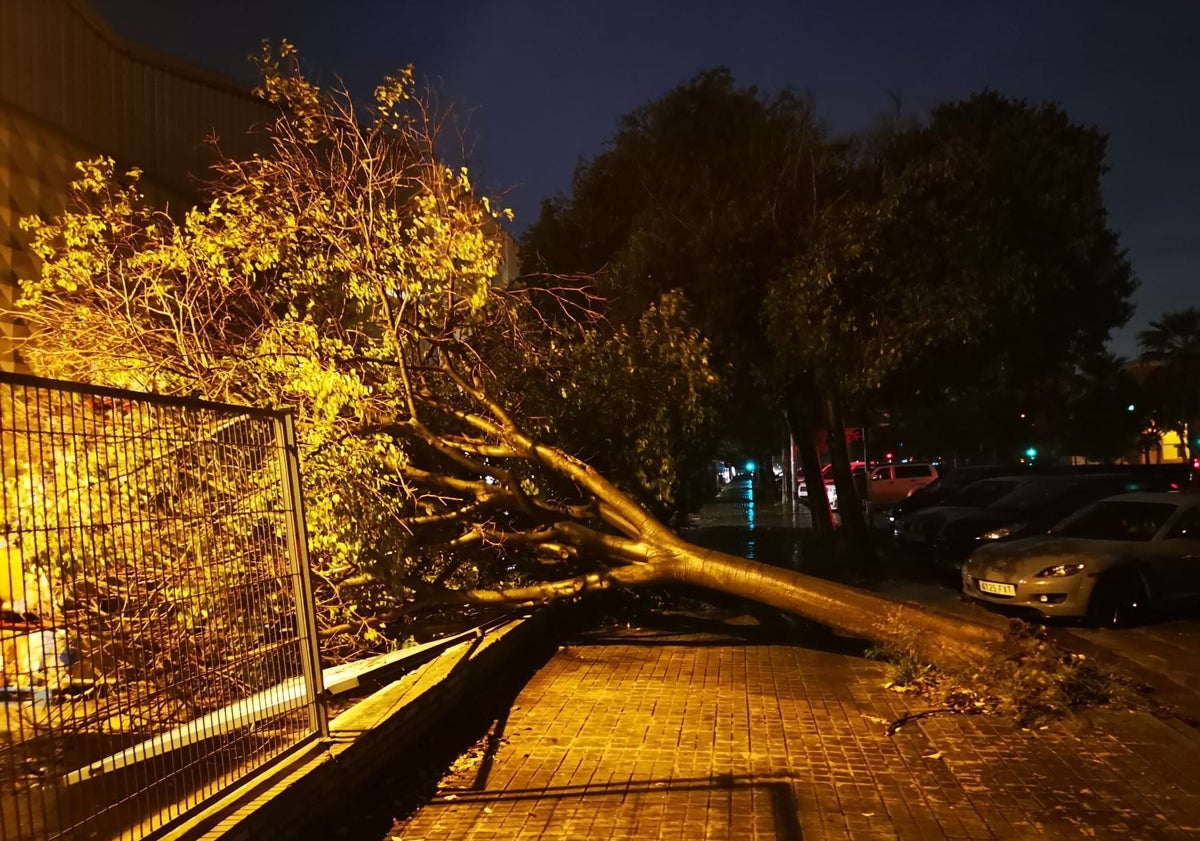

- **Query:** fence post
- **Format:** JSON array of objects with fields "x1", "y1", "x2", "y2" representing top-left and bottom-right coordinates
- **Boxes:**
[{"x1": 276, "y1": 411, "x2": 329, "y2": 738}]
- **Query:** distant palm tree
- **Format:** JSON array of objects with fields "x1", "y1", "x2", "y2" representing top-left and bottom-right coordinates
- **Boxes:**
[
  {"x1": 1139, "y1": 308, "x2": 1200, "y2": 358},
  {"x1": 1138, "y1": 308, "x2": 1200, "y2": 460}
]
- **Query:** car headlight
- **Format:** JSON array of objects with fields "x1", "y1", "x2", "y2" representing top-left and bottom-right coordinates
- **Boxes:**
[
  {"x1": 1035, "y1": 562, "x2": 1085, "y2": 578},
  {"x1": 980, "y1": 523, "x2": 1026, "y2": 541}
]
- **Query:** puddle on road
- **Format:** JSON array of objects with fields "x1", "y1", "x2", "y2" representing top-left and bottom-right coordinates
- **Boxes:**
[
  {"x1": 685, "y1": 477, "x2": 811, "y2": 567},
  {"x1": 684, "y1": 525, "x2": 808, "y2": 567}
]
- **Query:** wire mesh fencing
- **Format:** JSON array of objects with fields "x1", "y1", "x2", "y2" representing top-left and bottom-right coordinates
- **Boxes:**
[{"x1": 0, "y1": 372, "x2": 325, "y2": 840}]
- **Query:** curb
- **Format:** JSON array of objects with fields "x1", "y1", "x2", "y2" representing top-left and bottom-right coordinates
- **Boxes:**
[{"x1": 161, "y1": 607, "x2": 566, "y2": 841}]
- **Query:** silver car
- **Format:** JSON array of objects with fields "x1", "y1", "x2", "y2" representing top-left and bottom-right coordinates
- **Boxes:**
[{"x1": 961, "y1": 492, "x2": 1200, "y2": 626}]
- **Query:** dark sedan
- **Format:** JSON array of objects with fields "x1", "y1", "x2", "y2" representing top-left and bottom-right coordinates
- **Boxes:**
[
  {"x1": 926, "y1": 473, "x2": 1161, "y2": 569},
  {"x1": 897, "y1": 472, "x2": 1166, "y2": 571},
  {"x1": 892, "y1": 475, "x2": 1039, "y2": 553},
  {"x1": 888, "y1": 466, "x2": 1033, "y2": 530}
]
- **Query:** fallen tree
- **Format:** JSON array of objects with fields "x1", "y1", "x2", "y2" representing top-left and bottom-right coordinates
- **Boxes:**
[
  {"x1": 11, "y1": 42, "x2": 1007, "y2": 671},
  {"x1": 382, "y1": 362, "x2": 1003, "y2": 670}
]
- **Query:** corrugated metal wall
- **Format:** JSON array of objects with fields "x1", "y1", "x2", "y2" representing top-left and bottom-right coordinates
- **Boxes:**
[
  {"x1": 0, "y1": 0, "x2": 276, "y2": 372},
  {"x1": 0, "y1": 0, "x2": 270, "y2": 196}
]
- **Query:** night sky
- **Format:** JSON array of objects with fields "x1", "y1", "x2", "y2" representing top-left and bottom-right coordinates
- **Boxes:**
[{"x1": 90, "y1": 0, "x2": 1199, "y2": 358}]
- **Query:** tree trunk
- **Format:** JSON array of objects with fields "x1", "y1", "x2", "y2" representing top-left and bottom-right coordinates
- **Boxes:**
[
  {"x1": 669, "y1": 541, "x2": 998, "y2": 671},
  {"x1": 755, "y1": 448, "x2": 775, "y2": 494},
  {"x1": 391, "y1": 369, "x2": 1005, "y2": 678},
  {"x1": 781, "y1": 434, "x2": 795, "y2": 505},
  {"x1": 824, "y1": 395, "x2": 875, "y2": 561},
  {"x1": 454, "y1": 536, "x2": 1002, "y2": 674},
  {"x1": 785, "y1": 399, "x2": 834, "y2": 534},
  {"x1": 796, "y1": 431, "x2": 833, "y2": 533}
]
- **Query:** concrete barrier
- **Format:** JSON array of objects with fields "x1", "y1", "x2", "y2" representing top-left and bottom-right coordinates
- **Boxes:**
[{"x1": 159, "y1": 606, "x2": 565, "y2": 840}]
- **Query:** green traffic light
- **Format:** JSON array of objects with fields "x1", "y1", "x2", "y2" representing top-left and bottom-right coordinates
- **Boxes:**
[{"x1": 1024, "y1": 447, "x2": 1038, "y2": 459}]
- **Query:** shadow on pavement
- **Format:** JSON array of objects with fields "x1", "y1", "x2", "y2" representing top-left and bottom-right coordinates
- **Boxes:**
[
  {"x1": 577, "y1": 591, "x2": 875, "y2": 659},
  {"x1": 301, "y1": 613, "x2": 571, "y2": 841},
  {"x1": 430, "y1": 773, "x2": 804, "y2": 840}
]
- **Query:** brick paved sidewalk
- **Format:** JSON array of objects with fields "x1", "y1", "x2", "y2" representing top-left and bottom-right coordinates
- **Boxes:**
[{"x1": 388, "y1": 626, "x2": 1200, "y2": 840}]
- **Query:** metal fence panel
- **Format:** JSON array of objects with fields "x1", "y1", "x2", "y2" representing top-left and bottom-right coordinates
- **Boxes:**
[{"x1": 0, "y1": 372, "x2": 324, "y2": 840}]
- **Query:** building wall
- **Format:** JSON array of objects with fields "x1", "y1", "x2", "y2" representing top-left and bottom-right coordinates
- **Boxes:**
[
  {"x1": 0, "y1": 0, "x2": 276, "y2": 371},
  {"x1": 0, "y1": 108, "x2": 91, "y2": 370},
  {"x1": 1, "y1": 0, "x2": 520, "y2": 373}
]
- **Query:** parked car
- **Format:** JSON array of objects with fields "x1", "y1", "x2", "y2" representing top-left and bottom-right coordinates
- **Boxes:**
[
  {"x1": 886, "y1": 464, "x2": 1032, "y2": 526},
  {"x1": 912, "y1": 472, "x2": 1166, "y2": 568},
  {"x1": 893, "y1": 463, "x2": 1192, "y2": 526},
  {"x1": 892, "y1": 475, "x2": 1041, "y2": 552},
  {"x1": 962, "y1": 491, "x2": 1200, "y2": 625},
  {"x1": 867, "y1": 462, "x2": 939, "y2": 507}
]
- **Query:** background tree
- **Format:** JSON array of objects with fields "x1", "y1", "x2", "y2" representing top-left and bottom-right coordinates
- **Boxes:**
[
  {"x1": 12, "y1": 45, "x2": 1007, "y2": 669},
  {"x1": 766, "y1": 145, "x2": 990, "y2": 547},
  {"x1": 487, "y1": 288, "x2": 729, "y2": 525},
  {"x1": 1057, "y1": 352, "x2": 1145, "y2": 463},
  {"x1": 526, "y1": 82, "x2": 1137, "y2": 545},
  {"x1": 769, "y1": 91, "x2": 1136, "y2": 476},
  {"x1": 1138, "y1": 307, "x2": 1200, "y2": 461},
  {"x1": 901, "y1": 93, "x2": 1133, "y2": 462},
  {"x1": 522, "y1": 69, "x2": 836, "y2": 526}
]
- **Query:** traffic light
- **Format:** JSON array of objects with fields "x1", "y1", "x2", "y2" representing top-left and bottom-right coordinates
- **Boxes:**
[{"x1": 1024, "y1": 447, "x2": 1038, "y2": 460}]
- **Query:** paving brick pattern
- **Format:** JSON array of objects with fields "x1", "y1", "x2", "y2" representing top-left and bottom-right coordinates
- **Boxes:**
[
  {"x1": 388, "y1": 629, "x2": 1200, "y2": 840},
  {"x1": 386, "y1": 479, "x2": 1200, "y2": 839}
]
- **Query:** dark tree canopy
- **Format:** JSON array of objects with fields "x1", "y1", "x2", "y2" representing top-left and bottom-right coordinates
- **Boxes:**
[
  {"x1": 527, "y1": 78, "x2": 1138, "y2": 532},
  {"x1": 770, "y1": 90, "x2": 1137, "y2": 464},
  {"x1": 524, "y1": 68, "x2": 831, "y2": 463}
]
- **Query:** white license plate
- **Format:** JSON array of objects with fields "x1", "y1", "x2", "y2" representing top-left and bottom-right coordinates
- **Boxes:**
[{"x1": 978, "y1": 580, "x2": 1016, "y2": 597}]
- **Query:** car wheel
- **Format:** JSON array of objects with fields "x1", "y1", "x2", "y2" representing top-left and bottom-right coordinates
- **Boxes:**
[{"x1": 1086, "y1": 571, "x2": 1147, "y2": 629}]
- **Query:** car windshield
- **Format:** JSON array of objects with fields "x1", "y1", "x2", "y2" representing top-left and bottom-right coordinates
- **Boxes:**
[
  {"x1": 986, "y1": 476, "x2": 1092, "y2": 514},
  {"x1": 946, "y1": 478, "x2": 1026, "y2": 508},
  {"x1": 941, "y1": 469, "x2": 998, "y2": 490},
  {"x1": 1052, "y1": 500, "x2": 1178, "y2": 541},
  {"x1": 992, "y1": 474, "x2": 1151, "y2": 515},
  {"x1": 821, "y1": 463, "x2": 865, "y2": 478}
]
